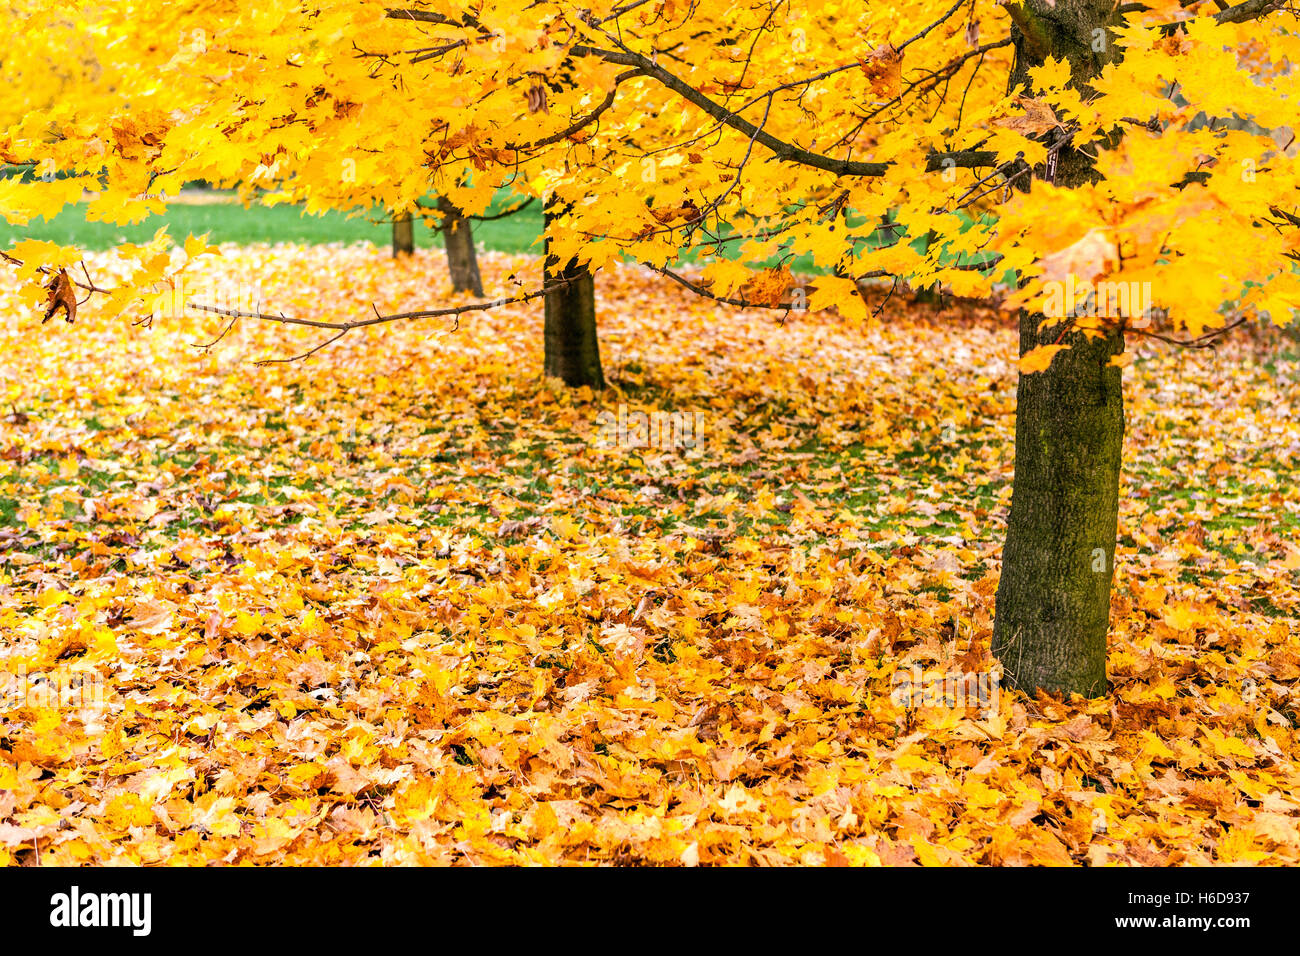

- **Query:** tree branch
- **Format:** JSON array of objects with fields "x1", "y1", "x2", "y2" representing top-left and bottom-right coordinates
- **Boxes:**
[{"x1": 567, "y1": 42, "x2": 998, "y2": 176}]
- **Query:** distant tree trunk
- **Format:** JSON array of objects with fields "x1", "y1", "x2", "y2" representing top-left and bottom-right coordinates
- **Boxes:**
[
  {"x1": 992, "y1": 0, "x2": 1126, "y2": 697},
  {"x1": 436, "y1": 196, "x2": 484, "y2": 296},
  {"x1": 543, "y1": 196, "x2": 604, "y2": 389},
  {"x1": 392, "y1": 213, "x2": 414, "y2": 258}
]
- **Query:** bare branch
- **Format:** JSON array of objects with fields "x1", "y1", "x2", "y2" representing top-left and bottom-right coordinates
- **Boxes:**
[
  {"x1": 1214, "y1": 0, "x2": 1289, "y2": 24},
  {"x1": 255, "y1": 329, "x2": 350, "y2": 365},
  {"x1": 644, "y1": 261, "x2": 890, "y2": 311},
  {"x1": 187, "y1": 279, "x2": 571, "y2": 331},
  {"x1": 1127, "y1": 315, "x2": 1250, "y2": 347}
]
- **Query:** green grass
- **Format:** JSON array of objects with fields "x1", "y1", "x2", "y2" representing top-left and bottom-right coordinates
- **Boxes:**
[
  {"x1": 0, "y1": 189, "x2": 1007, "y2": 279},
  {"x1": 0, "y1": 191, "x2": 547, "y2": 255}
]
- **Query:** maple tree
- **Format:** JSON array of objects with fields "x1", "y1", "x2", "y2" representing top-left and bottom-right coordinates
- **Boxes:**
[{"x1": 2, "y1": 1, "x2": 1299, "y2": 700}]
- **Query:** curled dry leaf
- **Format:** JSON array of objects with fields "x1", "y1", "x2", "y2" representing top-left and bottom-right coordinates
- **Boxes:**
[{"x1": 42, "y1": 268, "x2": 77, "y2": 324}]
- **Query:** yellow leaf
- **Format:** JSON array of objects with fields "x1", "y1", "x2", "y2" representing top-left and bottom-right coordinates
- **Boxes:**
[
  {"x1": 1019, "y1": 344, "x2": 1067, "y2": 374},
  {"x1": 184, "y1": 233, "x2": 220, "y2": 259},
  {"x1": 809, "y1": 275, "x2": 868, "y2": 320}
]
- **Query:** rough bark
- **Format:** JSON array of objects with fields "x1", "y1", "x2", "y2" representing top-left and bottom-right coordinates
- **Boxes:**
[
  {"x1": 392, "y1": 213, "x2": 414, "y2": 258},
  {"x1": 543, "y1": 196, "x2": 604, "y2": 389},
  {"x1": 436, "y1": 196, "x2": 484, "y2": 296},
  {"x1": 992, "y1": 0, "x2": 1128, "y2": 696},
  {"x1": 993, "y1": 317, "x2": 1125, "y2": 696}
]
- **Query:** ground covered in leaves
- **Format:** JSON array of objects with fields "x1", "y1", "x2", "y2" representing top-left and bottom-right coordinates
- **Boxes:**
[{"x1": 2, "y1": 244, "x2": 1299, "y2": 865}]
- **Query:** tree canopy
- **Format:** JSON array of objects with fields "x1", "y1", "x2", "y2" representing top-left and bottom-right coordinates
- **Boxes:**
[{"x1": 3, "y1": 0, "x2": 1296, "y2": 345}]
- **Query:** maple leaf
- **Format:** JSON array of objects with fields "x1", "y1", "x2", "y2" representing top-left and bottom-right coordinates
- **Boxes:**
[
  {"x1": 1019, "y1": 343, "x2": 1067, "y2": 373},
  {"x1": 42, "y1": 268, "x2": 77, "y2": 324},
  {"x1": 737, "y1": 265, "x2": 793, "y2": 307},
  {"x1": 129, "y1": 596, "x2": 177, "y2": 634},
  {"x1": 858, "y1": 44, "x2": 901, "y2": 99},
  {"x1": 992, "y1": 96, "x2": 1061, "y2": 137},
  {"x1": 1037, "y1": 228, "x2": 1118, "y2": 284}
]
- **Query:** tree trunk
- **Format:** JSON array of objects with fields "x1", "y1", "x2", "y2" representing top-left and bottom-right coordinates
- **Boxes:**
[
  {"x1": 992, "y1": 0, "x2": 1127, "y2": 696},
  {"x1": 436, "y1": 196, "x2": 484, "y2": 296},
  {"x1": 992, "y1": 319, "x2": 1125, "y2": 696},
  {"x1": 392, "y1": 213, "x2": 414, "y2": 258},
  {"x1": 543, "y1": 196, "x2": 604, "y2": 389}
]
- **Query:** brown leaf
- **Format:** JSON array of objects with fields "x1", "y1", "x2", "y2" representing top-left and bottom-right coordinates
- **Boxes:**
[
  {"x1": 526, "y1": 81, "x2": 548, "y2": 114},
  {"x1": 858, "y1": 44, "x2": 902, "y2": 98},
  {"x1": 992, "y1": 96, "x2": 1060, "y2": 137},
  {"x1": 43, "y1": 268, "x2": 77, "y2": 324}
]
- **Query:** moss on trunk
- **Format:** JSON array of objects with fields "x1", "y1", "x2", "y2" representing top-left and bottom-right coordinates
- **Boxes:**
[{"x1": 993, "y1": 319, "x2": 1124, "y2": 696}]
